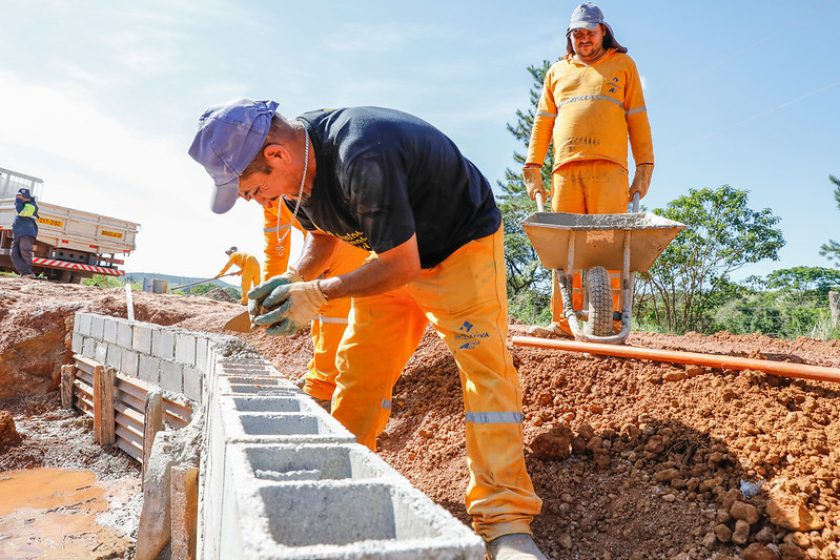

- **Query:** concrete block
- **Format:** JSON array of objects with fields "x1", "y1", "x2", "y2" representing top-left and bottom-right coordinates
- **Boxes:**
[
  {"x1": 117, "y1": 321, "x2": 133, "y2": 349},
  {"x1": 121, "y1": 350, "x2": 140, "y2": 378},
  {"x1": 225, "y1": 477, "x2": 485, "y2": 559},
  {"x1": 95, "y1": 342, "x2": 108, "y2": 364},
  {"x1": 227, "y1": 396, "x2": 312, "y2": 414},
  {"x1": 106, "y1": 344, "x2": 122, "y2": 369},
  {"x1": 82, "y1": 337, "x2": 96, "y2": 359},
  {"x1": 152, "y1": 329, "x2": 175, "y2": 359},
  {"x1": 233, "y1": 443, "x2": 402, "y2": 483},
  {"x1": 90, "y1": 315, "x2": 105, "y2": 339},
  {"x1": 103, "y1": 318, "x2": 118, "y2": 344},
  {"x1": 75, "y1": 312, "x2": 92, "y2": 336},
  {"x1": 139, "y1": 355, "x2": 161, "y2": 384},
  {"x1": 161, "y1": 360, "x2": 184, "y2": 393},
  {"x1": 132, "y1": 324, "x2": 153, "y2": 354},
  {"x1": 183, "y1": 367, "x2": 203, "y2": 403},
  {"x1": 71, "y1": 332, "x2": 83, "y2": 355},
  {"x1": 175, "y1": 333, "x2": 197, "y2": 366},
  {"x1": 195, "y1": 337, "x2": 209, "y2": 371},
  {"x1": 217, "y1": 396, "x2": 353, "y2": 444},
  {"x1": 217, "y1": 375, "x2": 300, "y2": 397}
]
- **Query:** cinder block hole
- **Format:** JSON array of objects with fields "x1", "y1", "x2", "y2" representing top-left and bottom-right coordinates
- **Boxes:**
[
  {"x1": 238, "y1": 414, "x2": 324, "y2": 436},
  {"x1": 260, "y1": 483, "x2": 441, "y2": 546},
  {"x1": 227, "y1": 385, "x2": 296, "y2": 395},
  {"x1": 246, "y1": 445, "x2": 382, "y2": 481},
  {"x1": 232, "y1": 397, "x2": 302, "y2": 413},
  {"x1": 223, "y1": 376, "x2": 281, "y2": 386}
]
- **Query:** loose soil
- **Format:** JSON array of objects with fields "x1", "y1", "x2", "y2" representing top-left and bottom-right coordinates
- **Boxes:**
[{"x1": 1, "y1": 277, "x2": 839, "y2": 559}]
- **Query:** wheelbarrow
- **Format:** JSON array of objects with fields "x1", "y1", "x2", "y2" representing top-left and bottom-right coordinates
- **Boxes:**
[{"x1": 522, "y1": 193, "x2": 684, "y2": 344}]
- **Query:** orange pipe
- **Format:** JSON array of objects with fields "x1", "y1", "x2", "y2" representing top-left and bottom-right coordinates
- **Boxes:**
[{"x1": 511, "y1": 336, "x2": 840, "y2": 384}]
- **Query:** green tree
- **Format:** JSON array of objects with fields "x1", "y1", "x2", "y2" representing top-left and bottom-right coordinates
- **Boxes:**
[
  {"x1": 637, "y1": 185, "x2": 785, "y2": 333},
  {"x1": 497, "y1": 61, "x2": 553, "y2": 323},
  {"x1": 819, "y1": 174, "x2": 840, "y2": 264},
  {"x1": 714, "y1": 267, "x2": 840, "y2": 338}
]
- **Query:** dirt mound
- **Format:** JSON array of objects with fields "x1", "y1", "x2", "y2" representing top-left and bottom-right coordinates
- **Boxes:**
[
  {"x1": 2, "y1": 276, "x2": 839, "y2": 558},
  {"x1": 0, "y1": 276, "x2": 243, "y2": 398}
]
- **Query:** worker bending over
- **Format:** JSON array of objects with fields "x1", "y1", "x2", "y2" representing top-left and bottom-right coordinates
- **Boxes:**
[
  {"x1": 262, "y1": 198, "x2": 367, "y2": 408},
  {"x1": 190, "y1": 99, "x2": 546, "y2": 560},
  {"x1": 215, "y1": 246, "x2": 260, "y2": 305},
  {"x1": 524, "y1": 2, "x2": 654, "y2": 337}
]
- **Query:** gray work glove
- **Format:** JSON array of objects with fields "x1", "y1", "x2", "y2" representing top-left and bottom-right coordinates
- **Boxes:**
[{"x1": 247, "y1": 268, "x2": 303, "y2": 320}]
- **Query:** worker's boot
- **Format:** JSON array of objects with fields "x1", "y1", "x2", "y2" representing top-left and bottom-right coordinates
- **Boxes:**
[
  {"x1": 485, "y1": 534, "x2": 547, "y2": 560},
  {"x1": 526, "y1": 321, "x2": 569, "y2": 339}
]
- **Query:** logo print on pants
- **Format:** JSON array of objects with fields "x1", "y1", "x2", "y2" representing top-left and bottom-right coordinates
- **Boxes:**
[{"x1": 456, "y1": 320, "x2": 488, "y2": 350}]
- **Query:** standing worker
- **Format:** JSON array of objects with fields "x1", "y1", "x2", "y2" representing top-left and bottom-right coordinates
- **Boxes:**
[
  {"x1": 11, "y1": 187, "x2": 39, "y2": 279},
  {"x1": 189, "y1": 99, "x2": 546, "y2": 560},
  {"x1": 215, "y1": 246, "x2": 260, "y2": 305},
  {"x1": 262, "y1": 198, "x2": 367, "y2": 408},
  {"x1": 524, "y1": 2, "x2": 654, "y2": 337}
]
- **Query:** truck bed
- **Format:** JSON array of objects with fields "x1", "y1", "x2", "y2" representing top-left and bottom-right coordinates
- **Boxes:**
[{"x1": 0, "y1": 198, "x2": 139, "y2": 254}]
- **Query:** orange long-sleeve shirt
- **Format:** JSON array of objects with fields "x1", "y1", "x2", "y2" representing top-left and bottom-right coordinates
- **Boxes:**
[{"x1": 527, "y1": 49, "x2": 654, "y2": 171}]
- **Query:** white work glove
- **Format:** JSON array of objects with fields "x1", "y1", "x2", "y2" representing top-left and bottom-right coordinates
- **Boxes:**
[
  {"x1": 252, "y1": 281, "x2": 327, "y2": 336},
  {"x1": 629, "y1": 164, "x2": 654, "y2": 200},
  {"x1": 522, "y1": 166, "x2": 547, "y2": 202},
  {"x1": 247, "y1": 268, "x2": 303, "y2": 320}
]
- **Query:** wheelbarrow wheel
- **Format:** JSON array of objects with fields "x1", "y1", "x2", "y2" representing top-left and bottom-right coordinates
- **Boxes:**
[{"x1": 585, "y1": 266, "x2": 613, "y2": 337}]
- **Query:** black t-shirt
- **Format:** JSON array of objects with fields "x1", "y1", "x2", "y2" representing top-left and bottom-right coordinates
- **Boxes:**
[{"x1": 288, "y1": 107, "x2": 501, "y2": 269}]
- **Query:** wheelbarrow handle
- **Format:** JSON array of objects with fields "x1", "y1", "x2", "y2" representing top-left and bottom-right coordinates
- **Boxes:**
[{"x1": 535, "y1": 192, "x2": 545, "y2": 212}]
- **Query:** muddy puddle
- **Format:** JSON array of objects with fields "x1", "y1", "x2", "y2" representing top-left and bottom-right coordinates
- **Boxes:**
[{"x1": 0, "y1": 467, "x2": 138, "y2": 559}]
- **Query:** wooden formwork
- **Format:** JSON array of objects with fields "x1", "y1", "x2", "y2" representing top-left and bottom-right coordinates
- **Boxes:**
[{"x1": 64, "y1": 354, "x2": 194, "y2": 465}]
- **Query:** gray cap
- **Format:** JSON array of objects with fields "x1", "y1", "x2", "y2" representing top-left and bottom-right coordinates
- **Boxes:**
[
  {"x1": 566, "y1": 3, "x2": 626, "y2": 54},
  {"x1": 225, "y1": 246, "x2": 238, "y2": 255}
]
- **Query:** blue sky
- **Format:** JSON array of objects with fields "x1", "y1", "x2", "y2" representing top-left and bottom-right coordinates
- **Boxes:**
[{"x1": 1, "y1": 0, "x2": 838, "y2": 282}]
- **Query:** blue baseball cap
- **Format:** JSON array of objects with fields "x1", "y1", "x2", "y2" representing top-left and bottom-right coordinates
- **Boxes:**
[
  {"x1": 16, "y1": 188, "x2": 31, "y2": 199},
  {"x1": 188, "y1": 98, "x2": 279, "y2": 214}
]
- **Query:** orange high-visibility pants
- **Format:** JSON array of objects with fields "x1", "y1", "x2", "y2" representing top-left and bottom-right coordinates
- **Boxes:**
[
  {"x1": 239, "y1": 260, "x2": 261, "y2": 305},
  {"x1": 332, "y1": 227, "x2": 542, "y2": 540},
  {"x1": 550, "y1": 160, "x2": 627, "y2": 332},
  {"x1": 303, "y1": 242, "x2": 368, "y2": 401}
]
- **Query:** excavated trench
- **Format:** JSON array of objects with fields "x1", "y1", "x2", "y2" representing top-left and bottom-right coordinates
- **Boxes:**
[{"x1": 2, "y1": 277, "x2": 840, "y2": 559}]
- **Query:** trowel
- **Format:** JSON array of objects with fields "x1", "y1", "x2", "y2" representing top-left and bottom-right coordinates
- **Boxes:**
[{"x1": 224, "y1": 310, "x2": 253, "y2": 333}]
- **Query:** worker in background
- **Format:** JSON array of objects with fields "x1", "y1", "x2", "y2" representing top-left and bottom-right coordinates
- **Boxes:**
[
  {"x1": 215, "y1": 246, "x2": 260, "y2": 305},
  {"x1": 523, "y1": 2, "x2": 654, "y2": 337},
  {"x1": 262, "y1": 198, "x2": 367, "y2": 408},
  {"x1": 189, "y1": 99, "x2": 546, "y2": 560},
  {"x1": 11, "y1": 187, "x2": 39, "y2": 279}
]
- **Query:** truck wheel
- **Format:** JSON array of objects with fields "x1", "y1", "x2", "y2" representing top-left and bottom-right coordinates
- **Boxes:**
[{"x1": 585, "y1": 266, "x2": 613, "y2": 337}]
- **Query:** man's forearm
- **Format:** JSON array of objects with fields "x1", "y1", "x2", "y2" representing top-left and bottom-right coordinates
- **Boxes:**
[
  {"x1": 318, "y1": 234, "x2": 420, "y2": 300},
  {"x1": 293, "y1": 232, "x2": 338, "y2": 280}
]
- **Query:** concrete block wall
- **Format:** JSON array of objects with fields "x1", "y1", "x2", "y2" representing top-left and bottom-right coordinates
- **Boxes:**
[
  {"x1": 73, "y1": 312, "x2": 239, "y2": 404},
  {"x1": 201, "y1": 355, "x2": 485, "y2": 560},
  {"x1": 75, "y1": 313, "x2": 484, "y2": 559}
]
